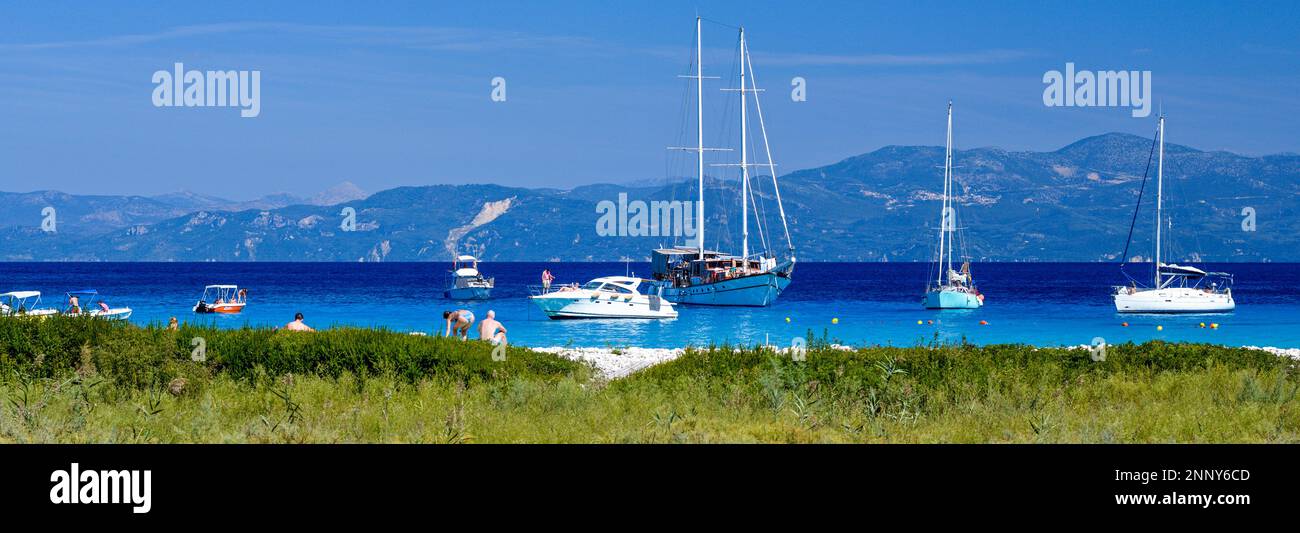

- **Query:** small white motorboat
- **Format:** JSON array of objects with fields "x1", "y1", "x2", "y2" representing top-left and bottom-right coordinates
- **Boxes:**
[
  {"x1": 530, "y1": 276, "x2": 678, "y2": 319},
  {"x1": 65, "y1": 290, "x2": 132, "y2": 320},
  {"x1": 444, "y1": 254, "x2": 493, "y2": 300},
  {"x1": 0, "y1": 291, "x2": 59, "y2": 318},
  {"x1": 193, "y1": 284, "x2": 247, "y2": 314}
]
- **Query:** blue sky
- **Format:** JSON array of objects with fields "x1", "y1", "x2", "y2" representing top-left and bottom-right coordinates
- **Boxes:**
[{"x1": 1, "y1": 0, "x2": 1297, "y2": 199}]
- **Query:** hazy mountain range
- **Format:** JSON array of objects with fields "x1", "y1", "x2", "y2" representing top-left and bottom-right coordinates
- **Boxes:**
[{"x1": 1, "y1": 134, "x2": 1295, "y2": 262}]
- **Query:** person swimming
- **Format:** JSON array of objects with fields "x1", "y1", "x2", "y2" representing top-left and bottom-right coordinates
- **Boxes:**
[
  {"x1": 283, "y1": 312, "x2": 315, "y2": 332},
  {"x1": 478, "y1": 310, "x2": 507, "y2": 346},
  {"x1": 443, "y1": 309, "x2": 475, "y2": 339}
]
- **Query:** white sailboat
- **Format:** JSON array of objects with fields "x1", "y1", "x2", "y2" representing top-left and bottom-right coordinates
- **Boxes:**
[
  {"x1": 651, "y1": 18, "x2": 795, "y2": 307},
  {"x1": 923, "y1": 102, "x2": 983, "y2": 309},
  {"x1": 1113, "y1": 115, "x2": 1235, "y2": 313}
]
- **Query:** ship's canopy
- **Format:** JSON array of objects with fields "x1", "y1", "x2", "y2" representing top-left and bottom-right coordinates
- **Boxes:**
[{"x1": 1159, "y1": 263, "x2": 1207, "y2": 278}]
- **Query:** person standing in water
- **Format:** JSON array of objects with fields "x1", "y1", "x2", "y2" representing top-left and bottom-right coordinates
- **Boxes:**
[
  {"x1": 443, "y1": 309, "x2": 475, "y2": 340},
  {"x1": 478, "y1": 310, "x2": 507, "y2": 346},
  {"x1": 284, "y1": 312, "x2": 315, "y2": 332}
]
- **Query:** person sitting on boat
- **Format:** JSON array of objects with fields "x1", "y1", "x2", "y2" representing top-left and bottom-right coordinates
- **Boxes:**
[
  {"x1": 283, "y1": 312, "x2": 315, "y2": 332},
  {"x1": 443, "y1": 309, "x2": 475, "y2": 340},
  {"x1": 98, "y1": 301, "x2": 111, "y2": 313},
  {"x1": 478, "y1": 310, "x2": 507, "y2": 346},
  {"x1": 67, "y1": 294, "x2": 80, "y2": 314}
]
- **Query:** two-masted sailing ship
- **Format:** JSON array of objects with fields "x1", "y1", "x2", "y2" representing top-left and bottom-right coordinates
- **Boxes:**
[{"x1": 650, "y1": 18, "x2": 795, "y2": 307}]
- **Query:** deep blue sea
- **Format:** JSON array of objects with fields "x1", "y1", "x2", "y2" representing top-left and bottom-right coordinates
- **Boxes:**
[{"x1": 3, "y1": 262, "x2": 1298, "y2": 349}]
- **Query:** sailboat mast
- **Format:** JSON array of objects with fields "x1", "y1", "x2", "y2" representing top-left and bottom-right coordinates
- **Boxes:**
[
  {"x1": 695, "y1": 16, "x2": 706, "y2": 261},
  {"x1": 945, "y1": 102, "x2": 954, "y2": 278},
  {"x1": 744, "y1": 42, "x2": 794, "y2": 259},
  {"x1": 937, "y1": 102, "x2": 953, "y2": 285},
  {"x1": 1154, "y1": 114, "x2": 1164, "y2": 288},
  {"x1": 739, "y1": 27, "x2": 750, "y2": 266}
]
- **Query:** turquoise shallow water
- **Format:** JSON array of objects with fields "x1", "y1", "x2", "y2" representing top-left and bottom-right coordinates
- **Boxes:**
[{"x1": 2, "y1": 262, "x2": 1297, "y2": 349}]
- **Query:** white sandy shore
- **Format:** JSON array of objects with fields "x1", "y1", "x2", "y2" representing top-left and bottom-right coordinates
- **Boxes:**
[
  {"x1": 531, "y1": 347, "x2": 685, "y2": 379},
  {"x1": 1067, "y1": 344, "x2": 1300, "y2": 360},
  {"x1": 531, "y1": 344, "x2": 855, "y2": 379},
  {"x1": 537, "y1": 344, "x2": 1300, "y2": 380},
  {"x1": 1244, "y1": 346, "x2": 1300, "y2": 359}
]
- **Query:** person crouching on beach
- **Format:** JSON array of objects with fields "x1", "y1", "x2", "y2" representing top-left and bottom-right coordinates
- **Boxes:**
[
  {"x1": 444, "y1": 309, "x2": 475, "y2": 340},
  {"x1": 284, "y1": 312, "x2": 315, "y2": 332},
  {"x1": 478, "y1": 310, "x2": 507, "y2": 346}
]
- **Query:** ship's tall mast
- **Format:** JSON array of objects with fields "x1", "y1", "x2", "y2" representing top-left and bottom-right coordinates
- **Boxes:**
[
  {"x1": 937, "y1": 102, "x2": 954, "y2": 285},
  {"x1": 1154, "y1": 115, "x2": 1164, "y2": 288},
  {"x1": 669, "y1": 17, "x2": 728, "y2": 261},
  {"x1": 695, "y1": 17, "x2": 705, "y2": 261},
  {"x1": 945, "y1": 102, "x2": 954, "y2": 279},
  {"x1": 739, "y1": 27, "x2": 750, "y2": 266},
  {"x1": 744, "y1": 41, "x2": 793, "y2": 259}
]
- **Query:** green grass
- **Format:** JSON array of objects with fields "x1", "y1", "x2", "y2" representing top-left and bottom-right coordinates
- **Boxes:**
[{"x1": 1, "y1": 317, "x2": 1297, "y2": 443}]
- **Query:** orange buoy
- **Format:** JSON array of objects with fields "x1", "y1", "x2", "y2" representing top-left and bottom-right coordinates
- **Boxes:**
[
  {"x1": 979, "y1": 320, "x2": 988, "y2": 326},
  {"x1": 927, "y1": 320, "x2": 934, "y2": 325},
  {"x1": 1210, "y1": 323, "x2": 1219, "y2": 329},
  {"x1": 1121, "y1": 322, "x2": 1129, "y2": 327}
]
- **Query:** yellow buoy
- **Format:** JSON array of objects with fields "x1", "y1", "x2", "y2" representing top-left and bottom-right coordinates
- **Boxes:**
[
  {"x1": 917, "y1": 320, "x2": 923, "y2": 325},
  {"x1": 1157, "y1": 325, "x2": 1164, "y2": 331},
  {"x1": 1199, "y1": 322, "x2": 1206, "y2": 328},
  {"x1": 832, "y1": 317, "x2": 839, "y2": 324},
  {"x1": 784, "y1": 317, "x2": 791, "y2": 323}
]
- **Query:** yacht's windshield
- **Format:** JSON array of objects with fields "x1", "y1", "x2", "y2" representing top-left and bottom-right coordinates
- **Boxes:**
[{"x1": 582, "y1": 282, "x2": 605, "y2": 290}]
